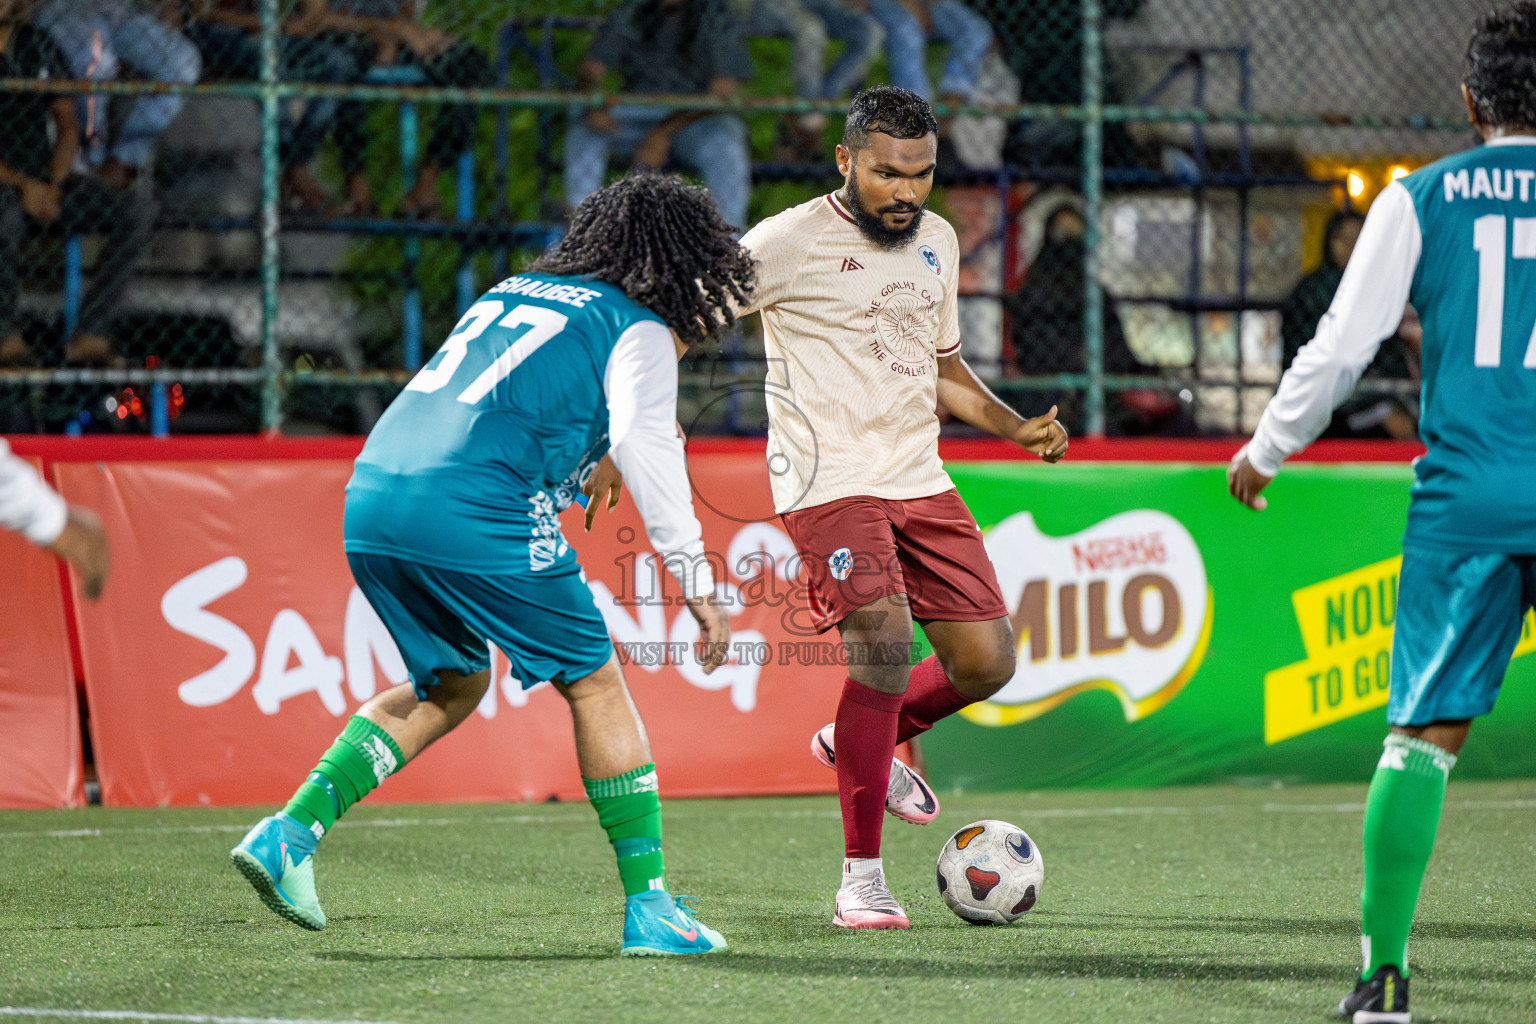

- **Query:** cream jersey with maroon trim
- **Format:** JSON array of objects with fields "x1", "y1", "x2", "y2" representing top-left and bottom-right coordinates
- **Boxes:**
[{"x1": 738, "y1": 192, "x2": 961, "y2": 514}]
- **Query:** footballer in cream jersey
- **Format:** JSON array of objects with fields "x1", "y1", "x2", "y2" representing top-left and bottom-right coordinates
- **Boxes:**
[
  {"x1": 735, "y1": 87, "x2": 1068, "y2": 931},
  {"x1": 738, "y1": 189, "x2": 961, "y2": 514}
]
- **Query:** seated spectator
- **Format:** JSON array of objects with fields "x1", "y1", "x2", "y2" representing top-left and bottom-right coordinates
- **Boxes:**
[
  {"x1": 1280, "y1": 210, "x2": 1361, "y2": 361},
  {"x1": 183, "y1": 0, "x2": 357, "y2": 213},
  {"x1": 1009, "y1": 205, "x2": 1184, "y2": 435},
  {"x1": 31, "y1": 0, "x2": 201, "y2": 189},
  {"x1": 565, "y1": 0, "x2": 753, "y2": 229},
  {"x1": 300, "y1": 0, "x2": 495, "y2": 218},
  {"x1": 0, "y1": 0, "x2": 155, "y2": 366},
  {"x1": 992, "y1": 0, "x2": 1142, "y2": 170},
  {"x1": 1281, "y1": 209, "x2": 1420, "y2": 440},
  {"x1": 853, "y1": 0, "x2": 991, "y2": 106},
  {"x1": 726, "y1": 0, "x2": 883, "y2": 160}
]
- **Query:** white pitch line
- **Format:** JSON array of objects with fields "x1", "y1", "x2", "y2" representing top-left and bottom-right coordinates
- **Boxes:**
[
  {"x1": 0, "y1": 1008, "x2": 403, "y2": 1024},
  {"x1": 956, "y1": 797, "x2": 1536, "y2": 820},
  {"x1": 1016, "y1": 805, "x2": 1228, "y2": 819},
  {"x1": 0, "y1": 813, "x2": 592, "y2": 841},
  {"x1": 0, "y1": 796, "x2": 1530, "y2": 842},
  {"x1": 1263, "y1": 797, "x2": 1536, "y2": 814}
]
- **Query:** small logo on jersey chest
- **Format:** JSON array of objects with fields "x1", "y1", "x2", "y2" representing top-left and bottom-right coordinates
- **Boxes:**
[
  {"x1": 828, "y1": 547, "x2": 853, "y2": 581},
  {"x1": 839, "y1": 257, "x2": 865, "y2": 272},
  {"x1": 919, "y1": 245, "x2": 941, "y2": 275}
]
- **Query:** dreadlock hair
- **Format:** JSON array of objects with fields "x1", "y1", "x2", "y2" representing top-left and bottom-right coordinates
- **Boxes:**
[
  {"x1": 1464, "y1": 2, "x2": 1536, "y2": 129},
  {"x1": 841, "y1": 86, "x2": 938, "y2": 153},
  {"x1": 530, "y1": 173, "x2": 756, "y2": 348}
]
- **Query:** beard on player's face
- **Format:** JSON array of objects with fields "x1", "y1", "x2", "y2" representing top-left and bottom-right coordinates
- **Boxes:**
[{"x1": 844, "y1": 169, "x2": 926, "y2": 251}]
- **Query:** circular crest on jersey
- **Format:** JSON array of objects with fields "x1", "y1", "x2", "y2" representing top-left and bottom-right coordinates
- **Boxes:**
[
  {"x1": 875, "y1": 293, "x2": 933, "y2": 364},
  {"x1": 828, "y1": 546, "x2": 854, "y2": 581},
  {"x1": 919, "y1": 245, "x2": 941, "y2": 275}
]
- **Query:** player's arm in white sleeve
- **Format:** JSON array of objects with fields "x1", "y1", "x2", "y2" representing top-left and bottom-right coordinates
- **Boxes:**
[
  {"x1": 0, "y1": 440, "x2": 68, "y2": 545},
  {"x1": 604, "y1": 320, "x2": 729, "y2": 672},
  {"x1": 0, "y1": 440, "x2": 111, "y2": 598},
  {"x1": 1230, "y1": 181, "x2": 1422, "y2": 509}
]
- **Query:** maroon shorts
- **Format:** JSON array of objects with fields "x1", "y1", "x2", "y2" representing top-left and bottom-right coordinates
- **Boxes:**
[{"x1": 779, "y1": 489, "x2": 1009, "y2": 634}]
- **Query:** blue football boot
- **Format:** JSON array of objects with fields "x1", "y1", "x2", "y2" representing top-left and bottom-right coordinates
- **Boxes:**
[
  {"x1": 620, "y1": 891, "x2": 726, "y2": 956},
  {"x1": 229, "y1": 812, "x2": 327, "y2": 931}
]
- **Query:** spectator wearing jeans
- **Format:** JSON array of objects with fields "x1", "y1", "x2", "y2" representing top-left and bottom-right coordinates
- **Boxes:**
[
  {"x1": 300, "y1": 0, "x2": 496, "y2": 217},
  {"x1": 31, "y1": 0, "x2": 201, "y2": 189},
  {"x1": 0, "y1": 0, "x2": 155, "y2": 366},
  {"x1": 184, "y1": 0, "x2": 358, "y2": 212},
  {"x1": 565, "y1": 0, "x2": 752, "y2": 229},
  {"x1": 855, "y1": 0, "x2": 991, "y2": 104},
  {"x1": 727, "y1": 0, "x2": 882, "y2": 158}
]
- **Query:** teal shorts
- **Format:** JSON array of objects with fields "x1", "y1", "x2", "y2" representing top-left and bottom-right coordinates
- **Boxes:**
[
  {"x1": 1389, "y1": 543, "x2": 1536, "y2": 726},
  {"x1": 346, "y1": 551, "x2": 613, "y2": 699}
]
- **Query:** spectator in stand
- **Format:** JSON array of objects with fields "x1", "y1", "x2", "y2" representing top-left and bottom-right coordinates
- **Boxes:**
[
  {"x1": 0, "y1": 0, "x2": 155, "y2": 367},
  {"x1": 30, "y1": 0, "x2": 201, "y2": 190},
  {"x1": 299, "y1": 0, "x2": 495, "y2": 217},
  {"x1": 991, "y1": 0, "x2": 1142, "y2": 169},
  {"x1": 566, "y1": 0, "x2": 753, "y2": 229},
  {"x1": 184, "y1": 0, "x2": 358, "y2": 213},
  {"x1": 1280, "y1": 210, "x2": 1362, "y2": 364},
  {"x1": 726, "y1": 0, "x2": 883, "y2": 160},
  {"x1": 1009, "y1": 205, "x2": 1185, "y2": 435},
  {"x1": 853, "y1": 0, "x2": 992, "y2": 105},
  {"x1": 1280, "y1": 209, "x2": 1420, "y2": 440}
]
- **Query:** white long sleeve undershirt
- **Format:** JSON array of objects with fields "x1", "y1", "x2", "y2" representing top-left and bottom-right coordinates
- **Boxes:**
[
  {"x1": 1242, "y1": 180, "x2": 1423, "y2": 476},
  {"x1": 0, "y1": 440, "x2": 67, "y2": 546},
  {"x1": 603, "y1": 320, "x2": 715, "y2": 600}
]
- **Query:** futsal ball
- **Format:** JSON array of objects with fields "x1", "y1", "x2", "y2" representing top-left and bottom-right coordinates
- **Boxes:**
[{"x1": 935, "y1": 819, "x2": 1044, "y2": 925}]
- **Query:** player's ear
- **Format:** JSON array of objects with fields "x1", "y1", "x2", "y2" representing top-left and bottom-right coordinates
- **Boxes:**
[
  {"x1": 836, "y1": 144, "x2": 853, "y2": 178},
  {"x1": 1461, "y1": 82, "x2": 1480, "y2": 129}
]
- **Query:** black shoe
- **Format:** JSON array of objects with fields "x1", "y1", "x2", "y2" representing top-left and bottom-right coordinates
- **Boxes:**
[{"x1": 1337, "y1": 965, "x2": 1409, "y2": 1023}]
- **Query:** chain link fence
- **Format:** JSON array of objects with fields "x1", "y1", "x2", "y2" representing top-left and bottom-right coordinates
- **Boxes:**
[{"x1": 0, "y1": 0, "x2": 1486, "y2": 437}]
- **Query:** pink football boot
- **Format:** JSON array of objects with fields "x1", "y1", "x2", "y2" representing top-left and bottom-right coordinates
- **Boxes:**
[{"x1": 811, "y1": 724, "x2": 940, "y2": 825}]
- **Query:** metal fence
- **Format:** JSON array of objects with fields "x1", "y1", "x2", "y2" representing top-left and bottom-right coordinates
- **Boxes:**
[{"x1": 0, "y1": 0, "x2": 1487, "y2": 437}]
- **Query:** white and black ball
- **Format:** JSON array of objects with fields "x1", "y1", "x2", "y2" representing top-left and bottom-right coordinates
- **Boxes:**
[{"x1": 935, "y1": 819, "x2": 1044, "y2": 925}]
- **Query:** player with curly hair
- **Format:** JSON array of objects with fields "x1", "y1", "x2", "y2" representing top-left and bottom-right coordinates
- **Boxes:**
[
  {"x1": 229, "y1": 173, "x2": 754, "y2": 957},
  {"x1": 1229, "y1": 4, "x2": 1536, "y2": 1019}
]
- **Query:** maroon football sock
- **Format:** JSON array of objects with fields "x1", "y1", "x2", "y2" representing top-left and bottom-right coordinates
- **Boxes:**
[
  {"x1": 835, "y1": 677, "x2": 903, "y2": 859},
  {"x1": 896, "y1": 655, "x2": 973, "y2": 744}
]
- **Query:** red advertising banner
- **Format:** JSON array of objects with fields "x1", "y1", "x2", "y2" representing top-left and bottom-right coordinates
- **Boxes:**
[
  {"x1": 0, "y1": 457, "x2": 85, "y2": 808},
  {"x1": 52, "y1": 455, "x2": 849, "y2": 807}
]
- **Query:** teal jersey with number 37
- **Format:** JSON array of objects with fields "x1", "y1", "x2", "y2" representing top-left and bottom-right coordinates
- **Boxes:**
[
  {"x1": 344, "y1": 273, "x2": 666, "y2": 574},
  {"x1": 1400, "y1": 140, "x2": 1536, "y2": 550}
]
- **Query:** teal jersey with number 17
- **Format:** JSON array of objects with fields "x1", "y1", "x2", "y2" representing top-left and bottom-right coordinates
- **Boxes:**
[
  {"x1": 1399, "y1": 140, "x2": 1536, "y2": 551},
  {"x1": 343, "y1": 273, "x2": 666, "y2": 575}
]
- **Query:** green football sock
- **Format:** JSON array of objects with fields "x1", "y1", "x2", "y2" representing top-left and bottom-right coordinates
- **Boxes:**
[
  {"x1": 585, "y1": 763, "x2": 665, "y2": 898},
  {"x1": 282, "y1": 716, "x2": 405, "y2": 836},
  {"x1": 1359, "y1": 733, "x2": 1456, "y2": 979}
]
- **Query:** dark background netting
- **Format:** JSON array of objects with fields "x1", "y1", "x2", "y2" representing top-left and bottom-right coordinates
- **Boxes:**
[{"x1": 0, "y1": 0, "x2": 1478, "y2": 438}]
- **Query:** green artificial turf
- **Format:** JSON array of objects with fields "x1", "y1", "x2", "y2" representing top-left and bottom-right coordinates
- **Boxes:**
[{"x1": 1, "y1": 782, "x2": 1533, "y2": 1024}]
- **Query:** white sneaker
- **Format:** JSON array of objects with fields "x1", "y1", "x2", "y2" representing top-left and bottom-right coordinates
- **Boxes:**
[
  {"x1": 810, "y1": 723, "x2": 940, "y2": 825},
  {"x1": 833, "y1": 867, "x2": 910, "y2": 930}
]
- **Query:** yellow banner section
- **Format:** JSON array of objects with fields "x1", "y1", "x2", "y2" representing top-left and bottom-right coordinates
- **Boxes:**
[{"x1": 1264, "y1": 556, "x2": 1536, "y2": 744}]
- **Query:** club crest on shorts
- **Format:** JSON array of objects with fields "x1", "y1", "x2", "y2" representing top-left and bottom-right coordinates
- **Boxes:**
[
  {"x1": 828, "y1": 547, "x2": 853, "y2": 581},
  {"x1": 919, "y1": 245, "x2": 941, "y2": 275}
]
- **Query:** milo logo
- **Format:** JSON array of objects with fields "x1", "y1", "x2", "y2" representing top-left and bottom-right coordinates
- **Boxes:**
[{"x1": 968, "y1": 510, "x2": 1212, "y2": 727}]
